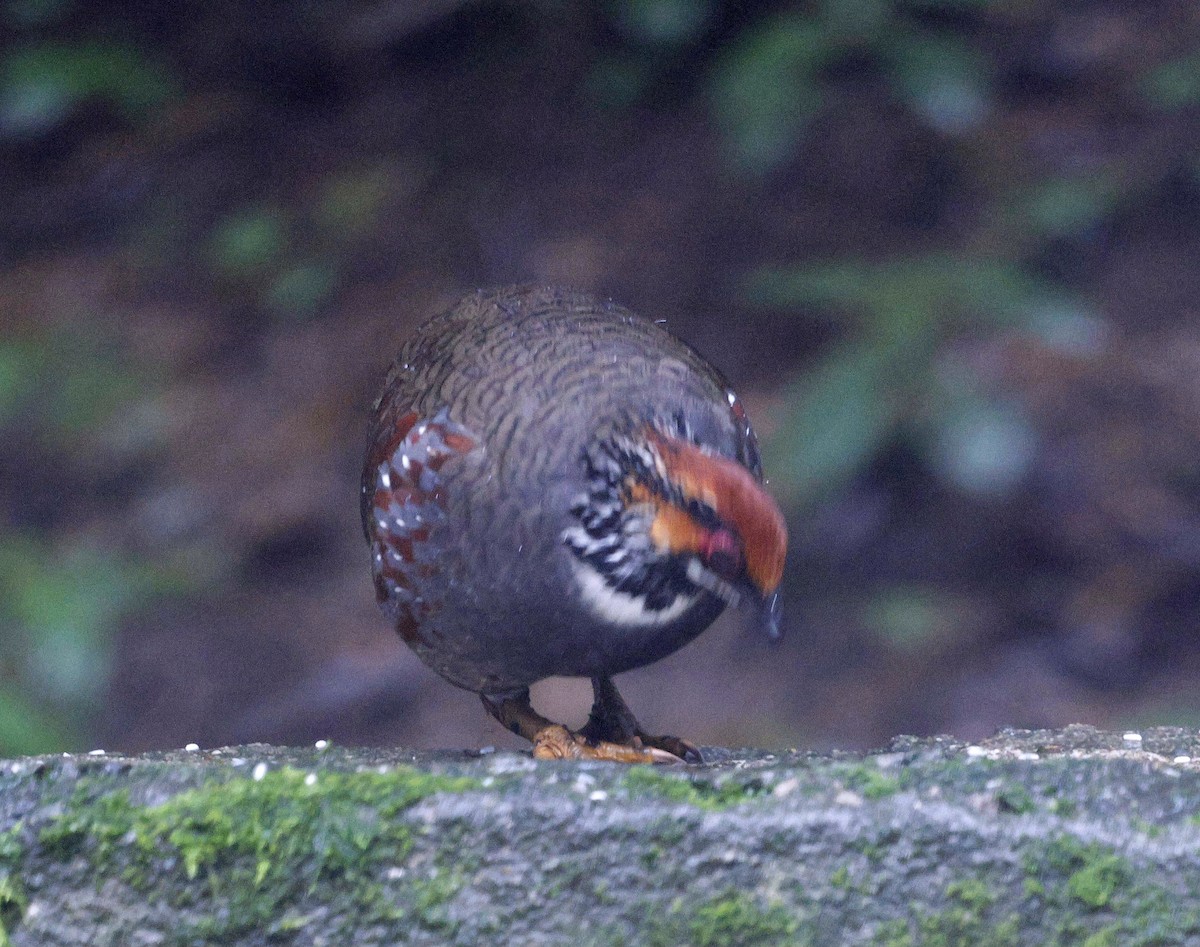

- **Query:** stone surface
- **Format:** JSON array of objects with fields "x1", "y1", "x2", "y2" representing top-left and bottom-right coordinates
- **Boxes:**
[{"x1": 1, "y1": 726, "x2": 1199, "y2": 945}]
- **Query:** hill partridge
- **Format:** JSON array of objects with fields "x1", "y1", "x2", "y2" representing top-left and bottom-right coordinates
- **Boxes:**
[{"x1": 362, "y1": 285, "x2": 787, "y2": 763}]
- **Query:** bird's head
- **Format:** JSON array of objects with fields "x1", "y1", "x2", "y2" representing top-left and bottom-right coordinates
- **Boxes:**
[{"x1": 563, "y1": 400, "x2": 787, "y2": 633}]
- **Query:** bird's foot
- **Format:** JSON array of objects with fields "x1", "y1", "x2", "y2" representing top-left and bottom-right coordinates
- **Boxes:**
[
  {"x1": 579, "y1": 676, "x2": 705, "y2": 763},
  {"x1": 632, "y1": 732, "x2": 703, "y2": 765},
  {"x1": 481, "y1": 687, "x2": 697, "y2": 765},
  {"x1": 531, "y1": 724, "x2": 683, "y2": 764}
]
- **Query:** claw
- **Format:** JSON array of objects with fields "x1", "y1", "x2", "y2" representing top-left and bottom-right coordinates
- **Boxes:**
[{"x1": 639, "y1": 735, "x2": 704, "y2": 765}]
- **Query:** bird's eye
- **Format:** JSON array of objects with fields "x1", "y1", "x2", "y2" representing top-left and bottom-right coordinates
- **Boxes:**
[{"x1": 701, "y1": 529, "x2": 743, "y2": 581}]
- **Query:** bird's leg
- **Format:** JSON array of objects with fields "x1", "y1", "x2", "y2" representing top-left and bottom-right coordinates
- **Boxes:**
[
  {"x1": 578, "y1": 676, "x2": 703, "y2": 764},
  {"x1": 480, "y1": 689, "x2": 681, "y2": 764}
]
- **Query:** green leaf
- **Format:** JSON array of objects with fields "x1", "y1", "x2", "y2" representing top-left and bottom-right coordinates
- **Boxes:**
[
  {"x1": 316, "y1": 168, "x2": 393, "y2": 236},
  {"x1": 747, "y1": 256, "x2": 1044, "y2": 337},
  {"x1": 766, "y1": 341, "x2": 913, "y2": 504},
  {"x1": 0, "y1": 42, "x2": 172, "y2": 136},
  {"x1": 887, "y1": 32, "x2": 991, "y2": 133},
  {"x1": 263, "y1": 264, "x2": 337, "y2": 318},
  {"x1": 818, "y1": 0, "x2": 892, "y2": 41},
  {"x1": 0, "y1": 537, "x2": 183, "y2": 708},
  {"x1": 611, "y1": 0, "x2": 716, "y2": 46},
  {"x1": 0, "y1": 685, "x2": 72, "y2": 756},
  {"x1": 50, "y1": 356, "x2": 141, "y2": 437},
  {"x1": 1140, "y1": 53, "x2": 1200, "y2": 111},
  {"x1": 0, "y1": 342, "x2": 41, "y2": 426},
  {"x1": 584, "y1": 53, "x2": 654, "y2": 110},
  {"x1": 1019, "y1": 173, "x2": 1121, "y2": 239},
  {"x1": 862, "y1": 585, "x2": 956, "y2": 652},
  {"x1": 748, "y1": 254, "x2": 1061, "y2": 501},
  {"x1": 210, "y1": 210, "x2": 287, "y2": 275},
  {"x1": 710, "y1": 15, "x2": 830, "y2": 172},
  {"x1": 4, "y1": 0, "x2": 73, "y2": 28},
  {"x1": 900, "y1": 0, "x2": 1000, "y2": 7}
]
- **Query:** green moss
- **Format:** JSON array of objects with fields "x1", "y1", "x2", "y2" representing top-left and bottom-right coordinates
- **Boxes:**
[
  {"x1": 0, "y1": 824, "x2": 26, "y2": 946},
  {"x1": 0, "y1": 825, "x2": 22, "y2": 866},
  {"x1": 874, "y1": 877, "x2": 1019, "y2": 947},
  {"x1": 905, "y1": 908, "x2": 1020, "y2": 947},
  {"x1": 873, "y1": 918, "x2": 914, "y2": 947},
  {"x1": 407, "y1": 868, "x2": 464, "y2": 933},
  {"x1": 922, "y1": 877, "x2": 1018, "y2": 947},
  {"x1": 851, "y1": 828, "x2": 901, "y2": 862},
  {"x1": 1080, "y1": 927, "x2": 1119, "y2": 947},
  {"x1": 640, "y1": 844, "x2": 664, "y2": 869},
  {"x1": 643, "y1": 892, "x2": 804, "y2": 947},
  {"x1": 0, "y1": 873, "x2": 25, "y2": 947},
  {"x1": 839, "y1": 764, "x2": 901, "y2": 800},
  {"x1": 1067, "y1": 854, "x2": 1129, "y2": 910},
  {"x1": 265, "y1": 909, "x2": 315, "y2": 937},
  {"x1": 830, "y1": 865, "x2": 851, "y2": 889},
  {"x1": 1052, "y1": 798, "x2": 1078, "y2": 818},
  {"x1": 688, "y1": 892, "x2": 800, "y2": 947},
  {"x1": 623, "y1": 767, "x2": 764, "y2": 810},
  {"x1": 592, "y1": 878, "x2": 618, "y2": 906},
  {"x1": 38, "y1": 765, "x2": 477, "y2": 939},
  {"x1": 1032, "y1": 836, "x2": 1131, "y2": 912},
  {"x1": 647, "y1": 814, "x2": 691, "y2": 846},
  {"x1": 995, "y1": 785, "x2": 1035, "y2": 815},
  {"x1": 1136, "y1": 821, "x2": 1163, "y2": 840},
  {"x1": 945, "y1": 878, "x2": 993, "y2": 913},
  {"x1": 543, "y1": 858, "x2": 593, "y2": 900},
  {"x1": 1016, "y1": 834, "x2": 1177, "y2": 942}
]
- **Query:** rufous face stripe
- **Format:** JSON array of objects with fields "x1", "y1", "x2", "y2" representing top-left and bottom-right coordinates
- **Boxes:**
[{"x1": 646, "y1": 429, "x2": 787, "y2": 594}]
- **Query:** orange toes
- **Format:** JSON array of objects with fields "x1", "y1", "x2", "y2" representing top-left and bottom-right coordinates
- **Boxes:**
[{"x1": 531, "y1": 726, "x2": 684, "y2": 764}]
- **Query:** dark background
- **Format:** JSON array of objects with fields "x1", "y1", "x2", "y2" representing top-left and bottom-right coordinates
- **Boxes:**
[{"x1": 3, "y1": 0, "x2": 1200, "y2": 756}]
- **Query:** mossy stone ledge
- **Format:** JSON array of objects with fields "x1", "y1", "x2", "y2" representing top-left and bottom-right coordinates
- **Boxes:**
[{"x1": 1, "y1": 726, "x2": 1199, "y2": 945}]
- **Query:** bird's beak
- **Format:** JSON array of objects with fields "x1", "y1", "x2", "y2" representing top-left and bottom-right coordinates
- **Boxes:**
[{"x1": 758, "y1": 590, "x2": 784, "y2": 642}]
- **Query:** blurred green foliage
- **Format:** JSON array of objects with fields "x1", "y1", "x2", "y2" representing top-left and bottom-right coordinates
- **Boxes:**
[
  {"x1": 700, "y1": 1, "x2": 1195, "y2": 528},
  {"x1": 0, "y1": 333, "x2": 143, "y2": 444},
  {"x1": 0, "y1": 537, "x2": 183, "y2": 755},
  {"x1": 1015, "y1": 173, "x2": 1124, "y2": 241},
  {"x1": 1140, "y1": 53, "x2": 1200, "y2": 111},
  {"x1": 748, "y1": 257, "x2": 1055, "y2": 504},
  {"x1": 316, "y1": 167, "x2": 394, "y2": 237},
  {"x1": 0, "y1": 331, "x2": 183, "y2": 755},
  {"x1": 3, "y1": 0, "x2": 72, "y2": 28},
  {"x1": 209, "y1": 205, "x2": 335, "y2": 318},
  {"x1": 586, "y1": 0, "x2": 719, "y2": 108},
  {"x1": 597, "y1": 0, "x2": 1179, "y2": 518},
  {"x1": 0, "y1": 14, "x2": 247, "y2": 759},
  {"x1": 711, "y1": 16, "x2": 830, "y2": 172},
  {"x1": 0, "y1": 0, "x2": 1193, "y2": 748},
  {"x1": 210, "y1": 211, "x2": 288, "y2": 276},
  {"x1": 207, "y1": 165, "x2": 406, "y2": 319},
  {"x1": 611, "y1": 0, "x2": 715, "y2": 47},
  {"x1": 0, "y1": 41, "x2": 172, "y2": 136},
  {"x1": 861, "y1": 584, "x2": 958, "y2": 654},
  {"x1": 709, "y1": 2, "x2": 991, "y2": 172}
]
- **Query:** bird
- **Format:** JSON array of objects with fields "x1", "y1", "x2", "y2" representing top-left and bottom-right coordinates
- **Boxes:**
[{"x1": 361, "y1": 285, "x2": 787, "y2": 763}]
